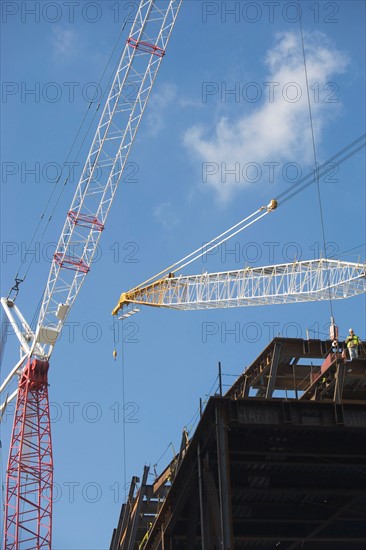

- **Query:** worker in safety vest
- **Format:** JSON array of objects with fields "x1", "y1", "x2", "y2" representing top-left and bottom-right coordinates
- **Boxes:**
[{"x1": 345, "y1": 328, "x2": 361, "y2": 360}]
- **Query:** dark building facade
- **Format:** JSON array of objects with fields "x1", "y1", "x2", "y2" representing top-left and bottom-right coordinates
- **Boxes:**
[{"x1": 110, "y1": 338, "x2": 366, "y2": 549}]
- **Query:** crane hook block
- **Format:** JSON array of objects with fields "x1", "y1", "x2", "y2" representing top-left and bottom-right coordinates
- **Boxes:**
[
  {"x1": 267, "y1": 199, "x2": 278, "y2": 211},
  {"x1": 113, "y1": 349, "x2": 117, "y2": 361}
]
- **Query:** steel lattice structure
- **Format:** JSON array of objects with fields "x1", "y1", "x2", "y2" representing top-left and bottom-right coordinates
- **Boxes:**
[
  {"x1": 37, "y1": 0, "x2": 182, "y2": 358},
  {"x1": 4, "y1": 360, "x2": 53, "y2": 550},
  {"x1": 114, "y1": 259, "x2": 366, "y2": 316},
  {"x1": 1, "y1": 1, "x2": 182, "y2": 548}
]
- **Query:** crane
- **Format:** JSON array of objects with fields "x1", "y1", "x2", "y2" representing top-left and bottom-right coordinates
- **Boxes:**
[
  {"x1": 0, "y1": 1, "x2": 182, "y2": 548},
  {"x1": 111, "y1": 201, "x2": 366, "y2": 318},
  {"x1": 112, "y1": 258, "x2": 366, "y2": 316}
]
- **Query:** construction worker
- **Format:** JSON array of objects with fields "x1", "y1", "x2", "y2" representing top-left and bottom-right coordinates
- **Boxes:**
[{"x1": 345, "y1": 328, "x2": 361, "y2": 360}]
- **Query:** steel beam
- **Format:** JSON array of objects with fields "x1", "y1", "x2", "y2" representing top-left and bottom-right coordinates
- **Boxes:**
[
  {"x1": 265, "y1": 342, "x2": 282, "y2": 399},
  {"x1": 216, "y1": 404, "x2": 234, "y2": 549},
  {"x1": 197, "y1": 443, "x2": 211, "y2": 550},
  {"x1": 202, "y1": 466, "x2": 223, "y2": 548},
  {"x1": 184, "y1": 494, "x2": 199, "y2": 550},
  {"x1": 286, "y1": 496, "x2": 360, "y2": 550},
  {"x1": 111, "y1": 476, "x2": 138, "y2": 549},
  {"x1": 334, "y1": 361, "x2": 347, "y2": 404},
  {"x1": 127, "y1": 466, "x2": 149, "y2": 550}
]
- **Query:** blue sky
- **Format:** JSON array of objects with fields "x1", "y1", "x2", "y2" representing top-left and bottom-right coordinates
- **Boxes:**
[{"x1": 1, "y1": 1, "x2": 365, "y2": 548}]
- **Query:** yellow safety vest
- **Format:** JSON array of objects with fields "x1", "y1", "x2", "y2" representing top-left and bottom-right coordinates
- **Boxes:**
[{"x1": 346, "y1": 335, "x2": 359, "y2": 348}]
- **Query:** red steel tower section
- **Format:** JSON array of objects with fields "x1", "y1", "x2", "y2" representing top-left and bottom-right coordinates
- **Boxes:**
[
  {"x1": 4, "y1": 359, "x2": 53, "y2": 549},
  {"x1": 1, "y1": 1, "x2": 182, "y2": 547}
]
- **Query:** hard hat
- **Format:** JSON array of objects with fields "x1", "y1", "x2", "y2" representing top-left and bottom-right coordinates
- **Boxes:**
[{"x1": 349, "y1": 328, "x2": 354, "y2": 332}]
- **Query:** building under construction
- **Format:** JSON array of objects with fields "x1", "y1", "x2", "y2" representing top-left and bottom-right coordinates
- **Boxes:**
[{"x1": 110, "y1": 337, "x2": 366, "y2": 549}]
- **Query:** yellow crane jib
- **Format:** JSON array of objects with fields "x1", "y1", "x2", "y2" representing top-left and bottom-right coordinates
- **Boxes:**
[
  {"x1": 112, "y1": 259, "x2": 366, "y2": 318},
  {"x1": 112, "y1": 276, "x2": 176, "y2": 316},
  {"x1": 112, "y1": 201, "x2": 279, "y2": 317}
]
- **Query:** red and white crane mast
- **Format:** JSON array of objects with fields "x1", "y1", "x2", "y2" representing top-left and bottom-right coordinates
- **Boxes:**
[{"x1": 1, "y1": 1, "x2": 182, "y2": 548}]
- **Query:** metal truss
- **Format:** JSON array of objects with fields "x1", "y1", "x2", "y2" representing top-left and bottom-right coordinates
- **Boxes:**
[
  {"x1": 4, "y1": 359, "x2": 53, "y2": 549},
  {"x1": 34, "y1": 0, "x2": 182, "y2": 358},
  {"x1": 2, "y1": 2, "x2": 182, "y2": 548},
  {"x1": 114, "y1": 259, "x2": 366, "y2": 316},
  {"x1": 1, "y1": 0, "x2": 182, "y2": 399}
]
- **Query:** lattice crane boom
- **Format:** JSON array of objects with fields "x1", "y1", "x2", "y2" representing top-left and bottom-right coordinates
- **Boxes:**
[
  {"x1": 35, "y1": 0, "x2": 182, "y2": 360},
  {"x1": 1, "y1": 2, "x2": 182, "y2": 548},
  {"x1": 113, "y1": 259, "x2": 366, "y2": 316},
  {"x1": 1, "y1": 0, "x2": 181, "y2": 405}
]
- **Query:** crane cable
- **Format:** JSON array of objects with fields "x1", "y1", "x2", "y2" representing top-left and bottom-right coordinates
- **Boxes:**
[
  {"x1": 275, "y1": 134, "x2": 365, "y2": 208},
  {"x1": 0, "y1": 311, "x2": 8, "y2": 369},
  {"x1": 129, "y1": 206, "x2": 272, "y2": 293},
  {"x1": 334, "y1": 243, "x2": 366, "y2": 260},
  {"x1": 111, "y1": 314, "x2": 127, "y2": 498},
  {"x1": 297, "y1": 0, "x2": 334, "y2": 320},
  {"x1": 0, "y1": 312, "x2": 6, "y2": 541},
  {"x1": 120, "y1": 1, "x2": 366, "y2": 300},
  {"x1": 118, "y1": 318, "x2": 128, "y2": 501},
  {"x1": 7, "y1": 17, "x2": 129, "y2": 301},
  {"x1": 120, "y1": 129, "x2": 365, "y2": 304}
]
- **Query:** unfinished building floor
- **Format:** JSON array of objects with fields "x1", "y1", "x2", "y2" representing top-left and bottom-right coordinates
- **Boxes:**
[{"x1": 110, "y1": 338, "x2": 366, "y2": 550}]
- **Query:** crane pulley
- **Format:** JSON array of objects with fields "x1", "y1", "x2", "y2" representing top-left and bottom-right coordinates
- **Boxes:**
[{"x1": 113, "y1": 199, "x2": 279, "y2": 316}]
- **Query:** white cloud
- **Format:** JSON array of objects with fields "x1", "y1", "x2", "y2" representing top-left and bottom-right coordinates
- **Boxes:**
[
  {"x1": 178, "y1": 97, "x2": 205, "y2": 109},
  {"x1": 153, "y1": 201, "x2": 178, "y2": 230},
  {"x1": 183, "y1": 31, "x2": 348, "y2": 202},
  {"x1": 52, "y1": 28, "x2": 77, "y2": 58},
  {"x1": 146, "y1": 83, "x2": 177, "y2": 137}
]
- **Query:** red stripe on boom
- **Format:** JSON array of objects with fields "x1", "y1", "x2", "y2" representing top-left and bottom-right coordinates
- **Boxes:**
[
  {"x1": 54, "y1": 253, "x2": 90, "y2": 273},
  {"x1": 68, "y1": 211, "x2": 104, "y2": 231},
  {"x1": 127, "y1": 37, "x2": 165, "y2": 57}
]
